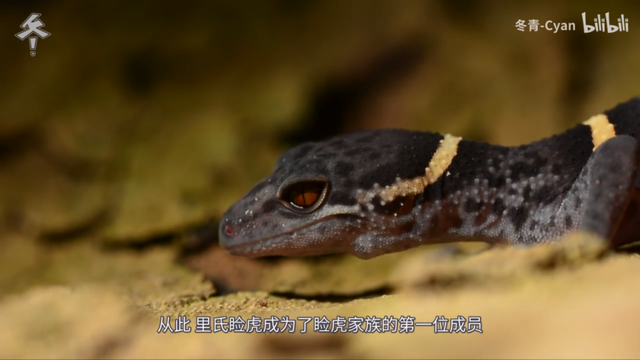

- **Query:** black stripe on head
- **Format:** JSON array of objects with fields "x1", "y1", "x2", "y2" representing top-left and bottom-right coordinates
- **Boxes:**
[{"x1": 357, "y1": 131, "x2": 443, "y2": 190}]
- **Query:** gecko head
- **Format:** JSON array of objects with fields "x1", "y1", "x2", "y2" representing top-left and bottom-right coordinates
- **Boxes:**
[{"x1": 218, "y1": 129, "x2": 433, "y2": 259}]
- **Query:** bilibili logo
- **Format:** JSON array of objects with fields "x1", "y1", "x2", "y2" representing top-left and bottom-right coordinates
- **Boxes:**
[{"x1": 582, "y1": 12, "x2": 629, "y2": 33}]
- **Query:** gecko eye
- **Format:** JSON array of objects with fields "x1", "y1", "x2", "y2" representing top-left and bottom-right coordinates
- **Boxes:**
[{"x1": 279, "y1": 180, "x2": 329, "y2": 212}]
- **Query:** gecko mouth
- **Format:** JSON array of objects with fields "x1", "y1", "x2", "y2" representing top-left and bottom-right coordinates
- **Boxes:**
[{"x1": 219, "y1": 213, "x2": 362, "y2": 255}]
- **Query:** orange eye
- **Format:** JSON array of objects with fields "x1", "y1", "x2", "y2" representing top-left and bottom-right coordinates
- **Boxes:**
[{"x1": 281, "y1": 181, "x2": 327, "y2": 210}]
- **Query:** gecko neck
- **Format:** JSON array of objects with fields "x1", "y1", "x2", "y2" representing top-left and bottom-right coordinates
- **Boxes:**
[{"x1": 413, "y1": 134, "x2": 592, "y2": 245}]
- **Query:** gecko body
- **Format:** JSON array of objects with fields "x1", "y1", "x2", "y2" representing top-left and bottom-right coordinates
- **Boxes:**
[{"x1": 219, "y1": 98, "x2": 640, "y2": 259}]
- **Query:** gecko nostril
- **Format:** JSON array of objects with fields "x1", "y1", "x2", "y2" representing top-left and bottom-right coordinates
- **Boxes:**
[{"x1": 224, "y1": 224, "x2": 235, "y2": 237}]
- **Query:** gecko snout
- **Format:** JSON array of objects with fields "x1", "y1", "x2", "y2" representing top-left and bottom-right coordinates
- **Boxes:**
[{"x1": 218, "y1": 219, "x2": 237, "y2": 249}]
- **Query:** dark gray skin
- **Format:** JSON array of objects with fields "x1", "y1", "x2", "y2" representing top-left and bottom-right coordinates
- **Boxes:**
[{"x1": 219, "y1": 97, "x2": 640, "y2": 259}]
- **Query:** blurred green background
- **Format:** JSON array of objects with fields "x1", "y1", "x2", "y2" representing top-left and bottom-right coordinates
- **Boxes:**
[{"x1": 1, "y1": 1, "x2": 640, "y2": 358}]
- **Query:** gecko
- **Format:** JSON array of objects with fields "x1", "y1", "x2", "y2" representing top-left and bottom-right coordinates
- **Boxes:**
[{"x1": 219, "y1": 97, "x2": 640, "y2": 259}]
